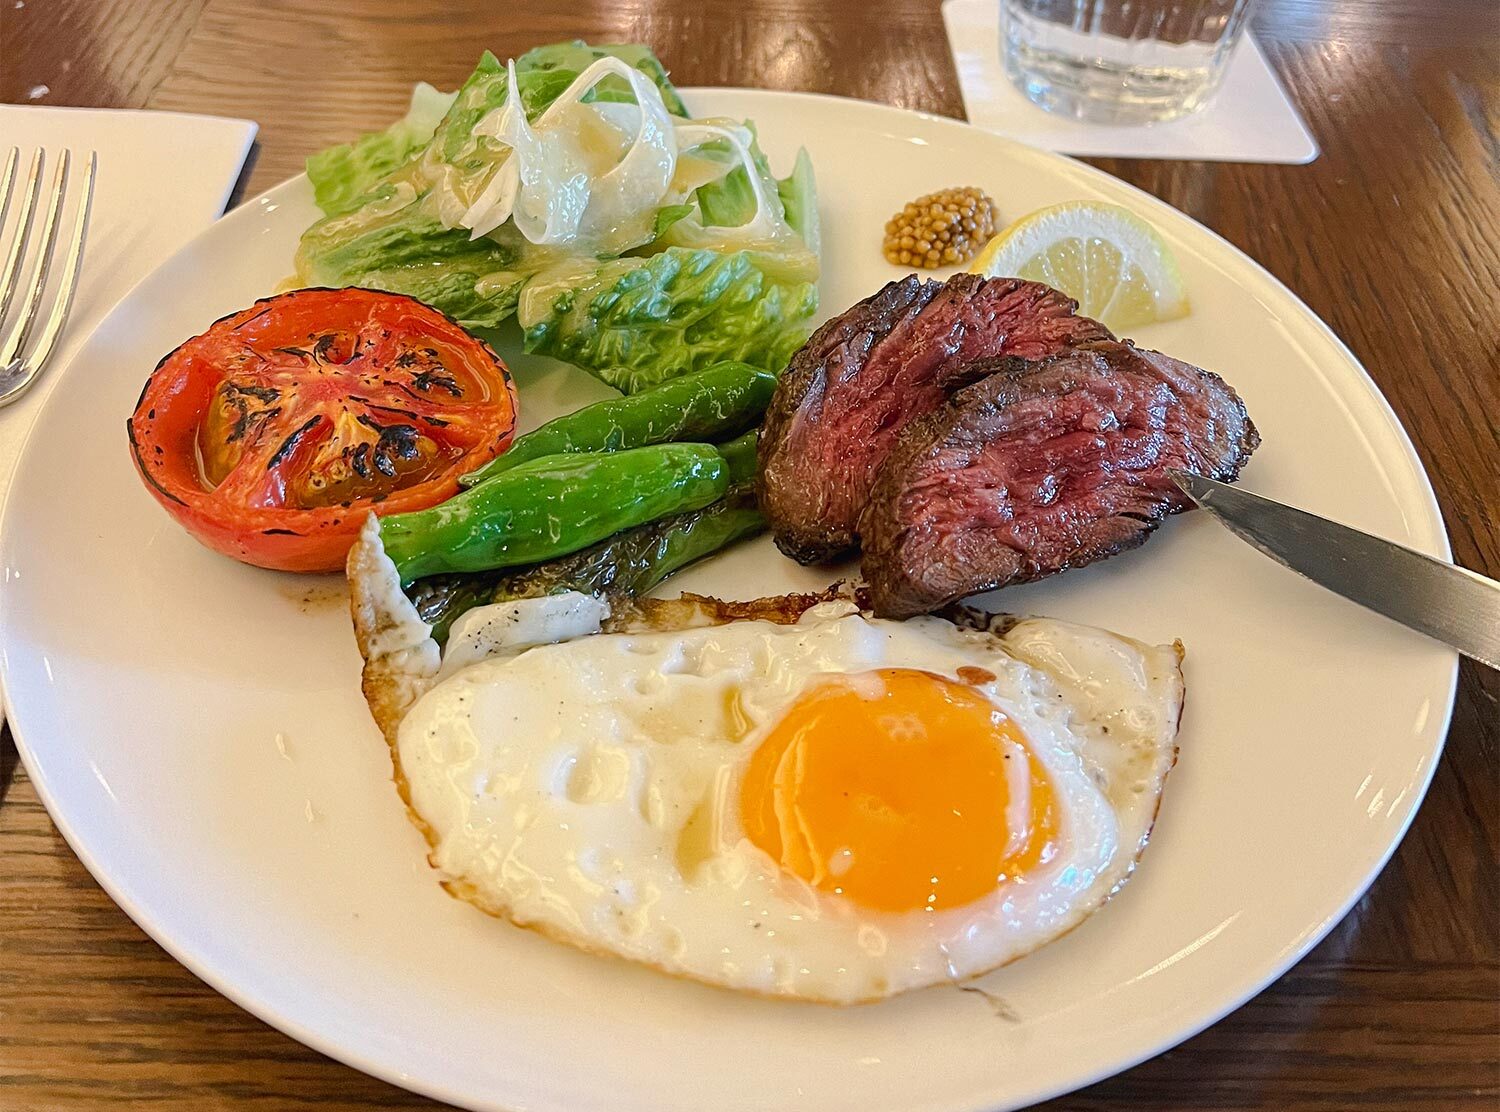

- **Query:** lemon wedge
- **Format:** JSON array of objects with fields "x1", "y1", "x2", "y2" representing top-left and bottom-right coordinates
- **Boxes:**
[{"x1": 969, "y1": 201, "x2": 1189, "y2": 332}]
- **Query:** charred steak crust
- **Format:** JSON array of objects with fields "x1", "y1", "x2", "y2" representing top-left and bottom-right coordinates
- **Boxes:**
[
  {"x1": 757, "y1": 276, "x2": 938, "y2": 565},
  {"x1": 859, "y1": 341, "x2": 1260, "y2": 619},
  {"x1": 757, "y1": 273, "x2": 1113, "y2": 566}
]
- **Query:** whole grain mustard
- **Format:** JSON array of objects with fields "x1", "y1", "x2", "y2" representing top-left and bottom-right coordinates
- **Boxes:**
[{"x1": 882, "y1": 187, "x2": 998, "y2": 268}]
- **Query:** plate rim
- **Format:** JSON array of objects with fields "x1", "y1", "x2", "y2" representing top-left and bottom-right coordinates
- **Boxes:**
[{"x1": 0, "y1": 87, "x2": 1459, "y2": 1112}]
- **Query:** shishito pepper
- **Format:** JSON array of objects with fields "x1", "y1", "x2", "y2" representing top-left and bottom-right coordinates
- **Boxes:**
[
  {"x1": 411, "y1": 486, "x2": 766, "y2": 643},
  {"x1": 707, "y1": 430, "x2": 755, "y2": 485},
  {"x1": 382, "y1": 443, "x2": 730, "y2": 583},
  {"x1": 500, "y1": 485, "x2": 763, "y2": 601},
  {"x1": 458, "y1": 361, "x2": 776, "y2": 487},
  {"x1": 408, "y1": 431, "x2": 764, "y2": 640}
]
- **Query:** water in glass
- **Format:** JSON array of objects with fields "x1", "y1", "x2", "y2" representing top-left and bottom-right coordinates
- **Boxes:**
[{"x1": 1001, "y1": 0, "x2": 1255, "y2": 124}]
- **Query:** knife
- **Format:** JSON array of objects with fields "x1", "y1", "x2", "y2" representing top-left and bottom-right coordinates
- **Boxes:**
[{"x1": 1168, "y1": 470, "x2": 1500, "y2": 669}]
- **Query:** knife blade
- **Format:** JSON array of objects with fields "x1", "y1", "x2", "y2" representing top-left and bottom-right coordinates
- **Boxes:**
[{"x1": 1168, "y1": 470, "x2": 1499, "y2": 669}]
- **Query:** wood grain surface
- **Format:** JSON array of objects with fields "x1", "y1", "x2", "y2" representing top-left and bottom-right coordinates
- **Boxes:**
[{"x1": 2, "y1": 1, "x2": 1497, "y2": 1108}]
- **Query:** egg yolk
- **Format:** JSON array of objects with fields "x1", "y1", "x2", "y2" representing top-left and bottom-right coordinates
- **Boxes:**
[{"x1": 741, "y1": 668, "x2": 1056, "y2": 913}]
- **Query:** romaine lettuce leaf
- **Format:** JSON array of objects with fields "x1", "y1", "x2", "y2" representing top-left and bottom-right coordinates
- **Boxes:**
[
  {"x1": 358, "y1": 43, "x2": 687, "y2": 204},
  {"x1": 517, "y1": 246, "x2": 818, "y2": 393},
  {"x1": 295, "y1": 43, "x2": 820, "y2": 385},
  {"x1": 683, "y1": 123, "x2": 814, "y2": 252},
  {"x1": 513, "y1": 40, "x2": 689, "y2": 118},
  {"x1": 777, "y1": 147, "x2": 820, "y2": 257},
  {"x1": 651, "y1": 122, "x2": 815, "y2": 266},
  {"x1": 295, "y1": 43, "x2": 692, "y2": 323},
  {"x1": 692, "y1": 121, "x2": 781, "y2": 229},
  {"x1": 307, "y1": 83, "x2": 456, "y2": 217}
]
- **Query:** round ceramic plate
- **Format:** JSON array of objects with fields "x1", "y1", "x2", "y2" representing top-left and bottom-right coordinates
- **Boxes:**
[{"x1": 0, "y1": 90, "x2": 1456, "y2": 1112}]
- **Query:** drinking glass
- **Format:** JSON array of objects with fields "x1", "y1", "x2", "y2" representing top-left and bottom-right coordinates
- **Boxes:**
[{"x1": 1000, "y1": 0, "x2": 1256, "y2": 124}]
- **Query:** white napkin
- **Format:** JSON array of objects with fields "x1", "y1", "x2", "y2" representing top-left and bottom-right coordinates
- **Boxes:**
[
  {"x1": 0, "y1": 106, "x2": 258, "y2": 491},
  {"x1": 0, "y1": 106, "x2": 254, "y2": 729},
  {"x1": 942, "y1": 0, "x2": 1317, "y2": 163}
]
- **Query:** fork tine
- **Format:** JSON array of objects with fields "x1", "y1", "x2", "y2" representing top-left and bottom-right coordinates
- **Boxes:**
[
  {"x1": 0, "y1": 149, "x2": 70, "y2": 369},
  {"x1": 0, "y1": 148, "x2": 43, "y2": 325},
  {"x1": 10, "y1": 152, "x2": 95, "y2": 387},
  {"x1": 0, "y1": 148, "x2": 20, "y2": 240}
]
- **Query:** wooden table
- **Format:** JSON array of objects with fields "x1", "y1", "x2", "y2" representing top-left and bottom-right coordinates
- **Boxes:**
[{"x1": 2, "y1": 1, "x2": 1496, "y2": 1108}]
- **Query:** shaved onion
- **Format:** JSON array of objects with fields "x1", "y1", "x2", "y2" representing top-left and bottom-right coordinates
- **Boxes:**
[
  {"x1": 453, "y1": 56, "x2": 798, "y2": 256},
  {"x1": 673, "y1": 121, "x2": 781, "y2": 242}
]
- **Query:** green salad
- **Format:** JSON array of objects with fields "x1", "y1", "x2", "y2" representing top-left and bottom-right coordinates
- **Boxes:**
[{"x1": 296, "y1": 41, "x2": 820, "y2": 393}]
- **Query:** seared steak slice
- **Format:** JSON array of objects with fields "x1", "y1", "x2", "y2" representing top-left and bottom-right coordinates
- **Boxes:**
[
  {"x1": 757, "y1": 273, "x2": 1113, "y2": 565},
  {"x1": 860, "y1": 341, "x2": 1260, "y2": 618}
]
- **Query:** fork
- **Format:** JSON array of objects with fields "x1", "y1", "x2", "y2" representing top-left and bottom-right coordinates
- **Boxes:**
[{"x1": 0, "y1": 147, "x2": 95, "y2": 409}]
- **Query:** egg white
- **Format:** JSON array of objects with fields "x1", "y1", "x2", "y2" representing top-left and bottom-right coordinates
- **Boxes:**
[{"x1": 395, "y1": 597, "x2": 1182, "y2": 1004}]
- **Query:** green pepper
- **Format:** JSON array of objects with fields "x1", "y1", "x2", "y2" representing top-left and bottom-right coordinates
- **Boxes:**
[
  {"x1": 459, "y1": 361, "x2": 776, "y2": 487},
  {"x1": 714, "y1": 430, "x2": 759, "y2": 486},
  {"x1": 382, "y1": 443, "x2": 729, "y2": 583},
  {"x1": 409, "y1": 573, "x2": 498, "y2": 644},
  {"x1": 410, "y1": 486, "x2": 766, "y2": 643},
  {"x1": 495, "y1": 485, "x2": 763, "y2": 603}
]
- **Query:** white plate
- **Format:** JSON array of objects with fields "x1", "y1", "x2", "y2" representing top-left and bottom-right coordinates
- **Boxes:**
[{"x1": 0, "y1": 90, "x2": 1456, "y2": 1112}]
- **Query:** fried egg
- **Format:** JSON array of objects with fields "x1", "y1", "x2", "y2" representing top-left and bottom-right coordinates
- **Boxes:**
[{"x1": 392, "y1": 593, "x2": 1183, "y2": 1004}]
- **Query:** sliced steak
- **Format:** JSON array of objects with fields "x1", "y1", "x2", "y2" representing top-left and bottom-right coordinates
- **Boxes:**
[
  {"x1": 757, "y1": 273, "x2": 1113, "y2": 565},
  {"x1": 860, "y1": 341, "x2": 1260, "y2": 618}
]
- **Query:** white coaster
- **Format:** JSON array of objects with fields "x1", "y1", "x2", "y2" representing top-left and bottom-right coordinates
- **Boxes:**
[{"x1": 942, "y1": 0, "x2": 1318, "y2": 163}]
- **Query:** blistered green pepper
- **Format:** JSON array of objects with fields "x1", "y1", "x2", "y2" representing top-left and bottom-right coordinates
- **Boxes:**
[
  {"x1": 382, "y1": 443, "x2": 729, "y2": 582},
  {"x1": 408, "y1": 434, "x2": 763, "y2": 640},
  {"x1": 459, "y1": 361, "x2": 776, "y2": 487},
  {"x1": 410, "y1": 487, "x2": 766, "y2": 644},
  {"x1": 713, "y1": 430, "x2": 759, "y2": 486}
]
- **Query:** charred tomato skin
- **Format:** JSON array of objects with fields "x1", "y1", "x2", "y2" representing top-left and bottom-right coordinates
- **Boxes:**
[{"x1": 127, "y1": 288, "x2": 517, "y2": 573}]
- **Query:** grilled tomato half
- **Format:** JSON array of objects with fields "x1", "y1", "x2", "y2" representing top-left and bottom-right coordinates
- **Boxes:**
[{"x1": 127, "y1": 288, "x2": 517, "y2": 572}]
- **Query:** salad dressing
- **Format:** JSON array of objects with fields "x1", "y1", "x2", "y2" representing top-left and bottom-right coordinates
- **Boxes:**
[
  {"x1": 295, "y1": 42, "x2": 820, "y2": 392},
  {"x1": 455, "y1": 57, "x2": 800, "y2": 261}
]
